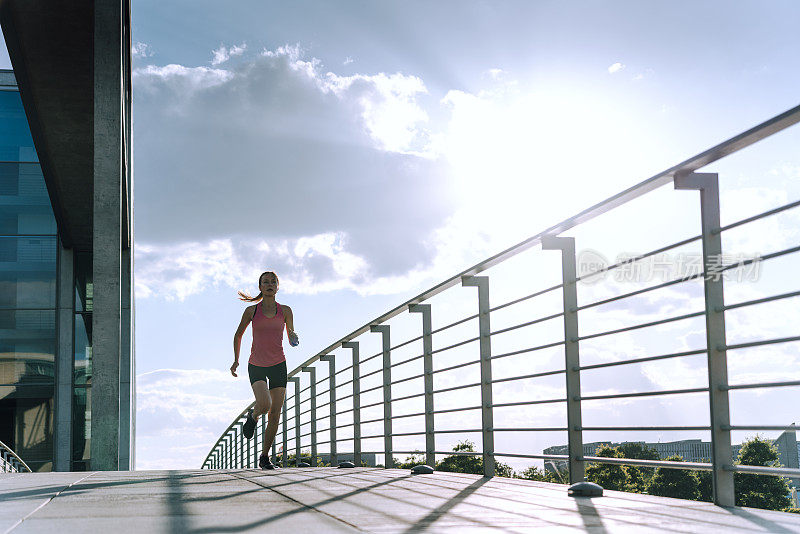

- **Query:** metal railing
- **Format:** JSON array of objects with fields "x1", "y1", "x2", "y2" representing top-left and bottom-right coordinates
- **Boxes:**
[
  {"x1": 202, "y1": 102, "x2": 800, "y2": 508},
  {"x1": 1, "y1": 439, "x2": 31, "y2": 473}
]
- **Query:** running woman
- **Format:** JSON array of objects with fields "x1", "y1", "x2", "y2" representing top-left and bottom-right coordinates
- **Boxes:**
[{"x1": 231, "y1": 271, "x2": 299, "y2": 469}]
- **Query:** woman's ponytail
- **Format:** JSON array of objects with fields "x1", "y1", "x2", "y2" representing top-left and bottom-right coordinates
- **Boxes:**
[{"x1": 237, "y1": 290, "x2": 262, "y2": 302}]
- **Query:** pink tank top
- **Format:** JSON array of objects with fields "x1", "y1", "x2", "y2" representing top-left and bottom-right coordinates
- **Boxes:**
[{"x1": 249, "y1": 301, "x2": 286, "y2": 367}]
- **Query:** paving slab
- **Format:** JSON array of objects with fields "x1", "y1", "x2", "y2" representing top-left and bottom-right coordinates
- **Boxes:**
[{"x1": 2, "y1": 468, "x2": 800, "y2": 533}]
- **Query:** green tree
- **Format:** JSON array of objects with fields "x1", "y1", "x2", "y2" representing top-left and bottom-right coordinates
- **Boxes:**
[
  {"x1": 696, "y1": 459, "x2": 712, "y2": 502},
  {"x1": 393, "y1": 454, "x2": 426, "y2": 469},
  {"x1": 586, "y1": 445, "x2": 628, "y2": 491},
  {"x1": 647, "y1": 455, "x2": 700, "y2": 500},
  {"x1": 435, "y1": 440, "x2": 514, "y2": 477},
  {"x1": 734, "y1": 436, "x2": 791, "y2": 511},
  {"x1": 618, "y1": 442, "x2": 659, "y2": 494},
  {"x1": 515, "y1": 465, "x2": 564, "y2": 484},
  {"x1": 437, "y1": 440, "x2": 483, "y2": 474}
]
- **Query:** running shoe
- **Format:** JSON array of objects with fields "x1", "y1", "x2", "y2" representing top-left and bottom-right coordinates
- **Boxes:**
[
  {"x1": 243, "y1": 410, "x2": 256, "y2": 439},
  {"x1": 259, "y1": 455, "x2": 275, "y2": 470}
]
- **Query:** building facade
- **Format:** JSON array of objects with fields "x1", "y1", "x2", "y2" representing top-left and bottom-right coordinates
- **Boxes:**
[{"x1": 0, "y1": 0, "x2": 133, "y2": 471}]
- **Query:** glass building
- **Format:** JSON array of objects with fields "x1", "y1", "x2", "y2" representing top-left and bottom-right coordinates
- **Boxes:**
[
  {"x1": 0, "y1": 73, "x2": 56, "y2": 472},
  {"x1": 0, "y1": 71, "x2": 99, "y2": 471},
  {"x1": 0, "y1": 0, "x2": 133, "y2": 472}
]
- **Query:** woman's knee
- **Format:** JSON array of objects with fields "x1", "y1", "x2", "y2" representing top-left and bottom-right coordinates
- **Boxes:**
[{"x1": 267, "y1": 405, "x2": 282, "y2": 420}]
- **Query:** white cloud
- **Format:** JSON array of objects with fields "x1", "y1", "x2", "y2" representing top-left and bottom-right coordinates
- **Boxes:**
[
  {"x1": 133, "y1": 44, "x2": 453, "y2": 280},
  {"x1": 344, "y1": 56, "x2": 354, "y2": 65},
  {"x1": 134, "y1": 64, "x2": 233, "y2": 95},
  {"x1": 136, "y1": 368, "x2": 254, "y2": 469},
  {"x1": 132, "y1": 42, "x2": 154, "y2": 58},
  {"x1": 607, "y1": 62, "x2": 625, "y2": 74},
  {"x1": 484, "y1": 68, "x2": 506, "y2": 80},
  {"x1": 211, "y1": 42, "x2": 247, "y2": 65}
]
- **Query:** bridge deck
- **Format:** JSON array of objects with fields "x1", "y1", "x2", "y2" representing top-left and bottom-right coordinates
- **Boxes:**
[{"x1": 2, "y1": 468, "x2": 799, "y2": 533}]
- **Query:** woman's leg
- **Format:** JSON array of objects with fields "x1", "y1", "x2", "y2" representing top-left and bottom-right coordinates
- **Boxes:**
[
  {"x1": 251, "y1": 380, "x2": 271, "y2": 421},
  {"x1": 262, "y1": 387, "x2": 286, "y2": 457}
]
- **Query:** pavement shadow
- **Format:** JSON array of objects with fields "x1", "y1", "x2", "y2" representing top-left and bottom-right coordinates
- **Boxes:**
[
  {"x1": 185, "y1": 470, "x2": 418, "y2": 533},
  {"x1": 401, "y1": 476, "x2": 489, "y2": 533},
  {"x1": 572, "y1": 496, "x2": 608, "y2": 534},
  {"x1": 727, "y1": 506, "x2": 798, "y2": 533}
]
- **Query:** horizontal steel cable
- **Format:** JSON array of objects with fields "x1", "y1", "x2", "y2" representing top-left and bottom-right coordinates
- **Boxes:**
[
  {"x1": 576, "y1": 272, "x2": 704, "y2": 312},
  {"x1": 489, "y1": 283, "x2": 564, "y2": 312},
  {"x1": 724, "y1": 334, "x2": 800, "y2": 351},
  {"x1": 720, "y1": 288, "x2": 800, "y2": 312},
  {"x1": 491, "y1": 340, "x2": 565, "y2": 360},
  {"x1": 492, "y1": 369, "x2": 565, "y2": 384},
  {"x1": 578, "y1": 426, "x2": 710, "y2": 431},
  {"x1": 714, "y1": 198, "x2": 800, "y2": 235},
  {"x1": 581, "y1": 456, "x2": 712, "y2": 471},
  {"x1": 489, "y1": 311, "x2": 564, "y2": 337},
  {"x1": 575, "y1": 234, "x2": 702, "y2": 284},
  {"x1": 577, "y1": 310, "x2": 705, "y2": 342},
  {"x1": 577, "y1": 348, "x2": 706, "y2": 371},
  {"x1": 722, "y1": 380, "x2": 800, "y2": 391},
  {"x1": 579, "y1": 387, "x2": 707, "y2": 401}
]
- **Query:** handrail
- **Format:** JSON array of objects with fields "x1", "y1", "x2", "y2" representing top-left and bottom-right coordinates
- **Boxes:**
[
  {"x1": 202, "y1": 102, "x2": 800, "y2": 510},
  {"x1": 0, "y1": 439, "x2": 31, "y2": 473}
]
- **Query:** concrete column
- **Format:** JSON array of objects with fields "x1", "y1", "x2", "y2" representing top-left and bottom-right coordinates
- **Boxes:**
[
  {"x1": 54, "y1": 244, "x2": 73, "y2": 471},
  {"x1": 119, "y1": 247, "x2": 133, "y2": 470},
  {"x1": 91, "y1": 0, "x2": 124, "y2": 470}
]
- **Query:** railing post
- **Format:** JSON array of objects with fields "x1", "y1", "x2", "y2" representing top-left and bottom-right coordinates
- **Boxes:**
[
  {"x1": 542, "y1": 235, "x2": 584, "y2": 484},
  {"x1": 302, "y1": 367, "x2": 318, "y2": 466},
  {"x1": 262, "y1": 414, "x2": 267, "y2": 462},
  {"x1": 321, "y1": 354, "x2": 337, "y2": 466},
  {"x1": 409, "y1": 304, "x2": 435, "y2": 468},
  {"x1": 290, "y1": 376, "x2": 301, "y2": 465},
  {"x1": 282, "y1": 400, "x2": 288, "y2": 467},
  {"x1": 675, "y1": 171, "x2": 734, "y2": 507},
  {"x1": 370, "y1": 325, "x2": 393, "y2": 468},
  {"x1": 238, "y1": 422, "x2": 244, "y2": 469},
  {"x1": 461, "y1": 276, "x2": 495, "y2": 477},
  {"x1": 343, "y1": 341, "x2": 361, "y2": 467}
]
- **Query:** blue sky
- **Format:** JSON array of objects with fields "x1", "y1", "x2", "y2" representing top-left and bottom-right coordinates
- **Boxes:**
[{"x1": 5, "y1": 1, "x2": 800, "y2": 470}]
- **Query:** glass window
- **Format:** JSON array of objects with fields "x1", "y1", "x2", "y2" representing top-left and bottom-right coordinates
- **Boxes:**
[
  {"x1": 0, "y1": 163, "x2": 55, "y2": 235},
  {"x1": 74, "y1": 252, "x2": 92, "y2": 312},
  {"x1": 0, "y1": 384, "x2": 54, "y2": 472},
  {"x1": 0, "y1": 91, "x2": 38, "y2": 162},
  {"x1": 72, "y1": 386, "x2": 91, "y2": 470},
  {"x1": 74, "y1": 313, "x2": 92, "y2": 385},
  {"x1": 0, "y1": 310, "x2": 56, "y2": 385},
  {"x1": 0, "y1": 237, "x2": 57, "y2": 309}
]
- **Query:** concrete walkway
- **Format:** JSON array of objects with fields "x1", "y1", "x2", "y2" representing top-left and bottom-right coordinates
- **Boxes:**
[{"x1": 2, "y1": 468, "x2": 800, "y2": 533}]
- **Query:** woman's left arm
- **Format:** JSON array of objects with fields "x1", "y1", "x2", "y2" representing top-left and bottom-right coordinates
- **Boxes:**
[{"x1": 283, "y1": 305, "x2": 296, "y2": 335}]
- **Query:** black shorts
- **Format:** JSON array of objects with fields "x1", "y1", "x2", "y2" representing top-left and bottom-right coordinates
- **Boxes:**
[{"x1": 248, "y1": 361, "x2": 287, "y2": 389}]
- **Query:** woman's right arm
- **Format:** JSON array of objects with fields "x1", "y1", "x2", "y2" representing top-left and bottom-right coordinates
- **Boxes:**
[{"x1": 231, "y1": 306, "x2": 254, "y2": 377}]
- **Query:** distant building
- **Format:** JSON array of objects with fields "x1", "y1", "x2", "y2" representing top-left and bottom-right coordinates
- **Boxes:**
[{"x1": 544, "y1": 428, "x2": 799, "y2": 487}]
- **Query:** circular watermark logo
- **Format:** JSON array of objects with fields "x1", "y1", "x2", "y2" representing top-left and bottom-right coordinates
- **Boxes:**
[{"x1": 577, "y1": 249, "x2": 609, "y2": 284}]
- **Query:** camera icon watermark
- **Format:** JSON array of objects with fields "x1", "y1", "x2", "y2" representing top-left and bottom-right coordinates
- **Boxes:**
[{"x1": 576, "y1": 249, "x2": 762, "y2": 284}]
